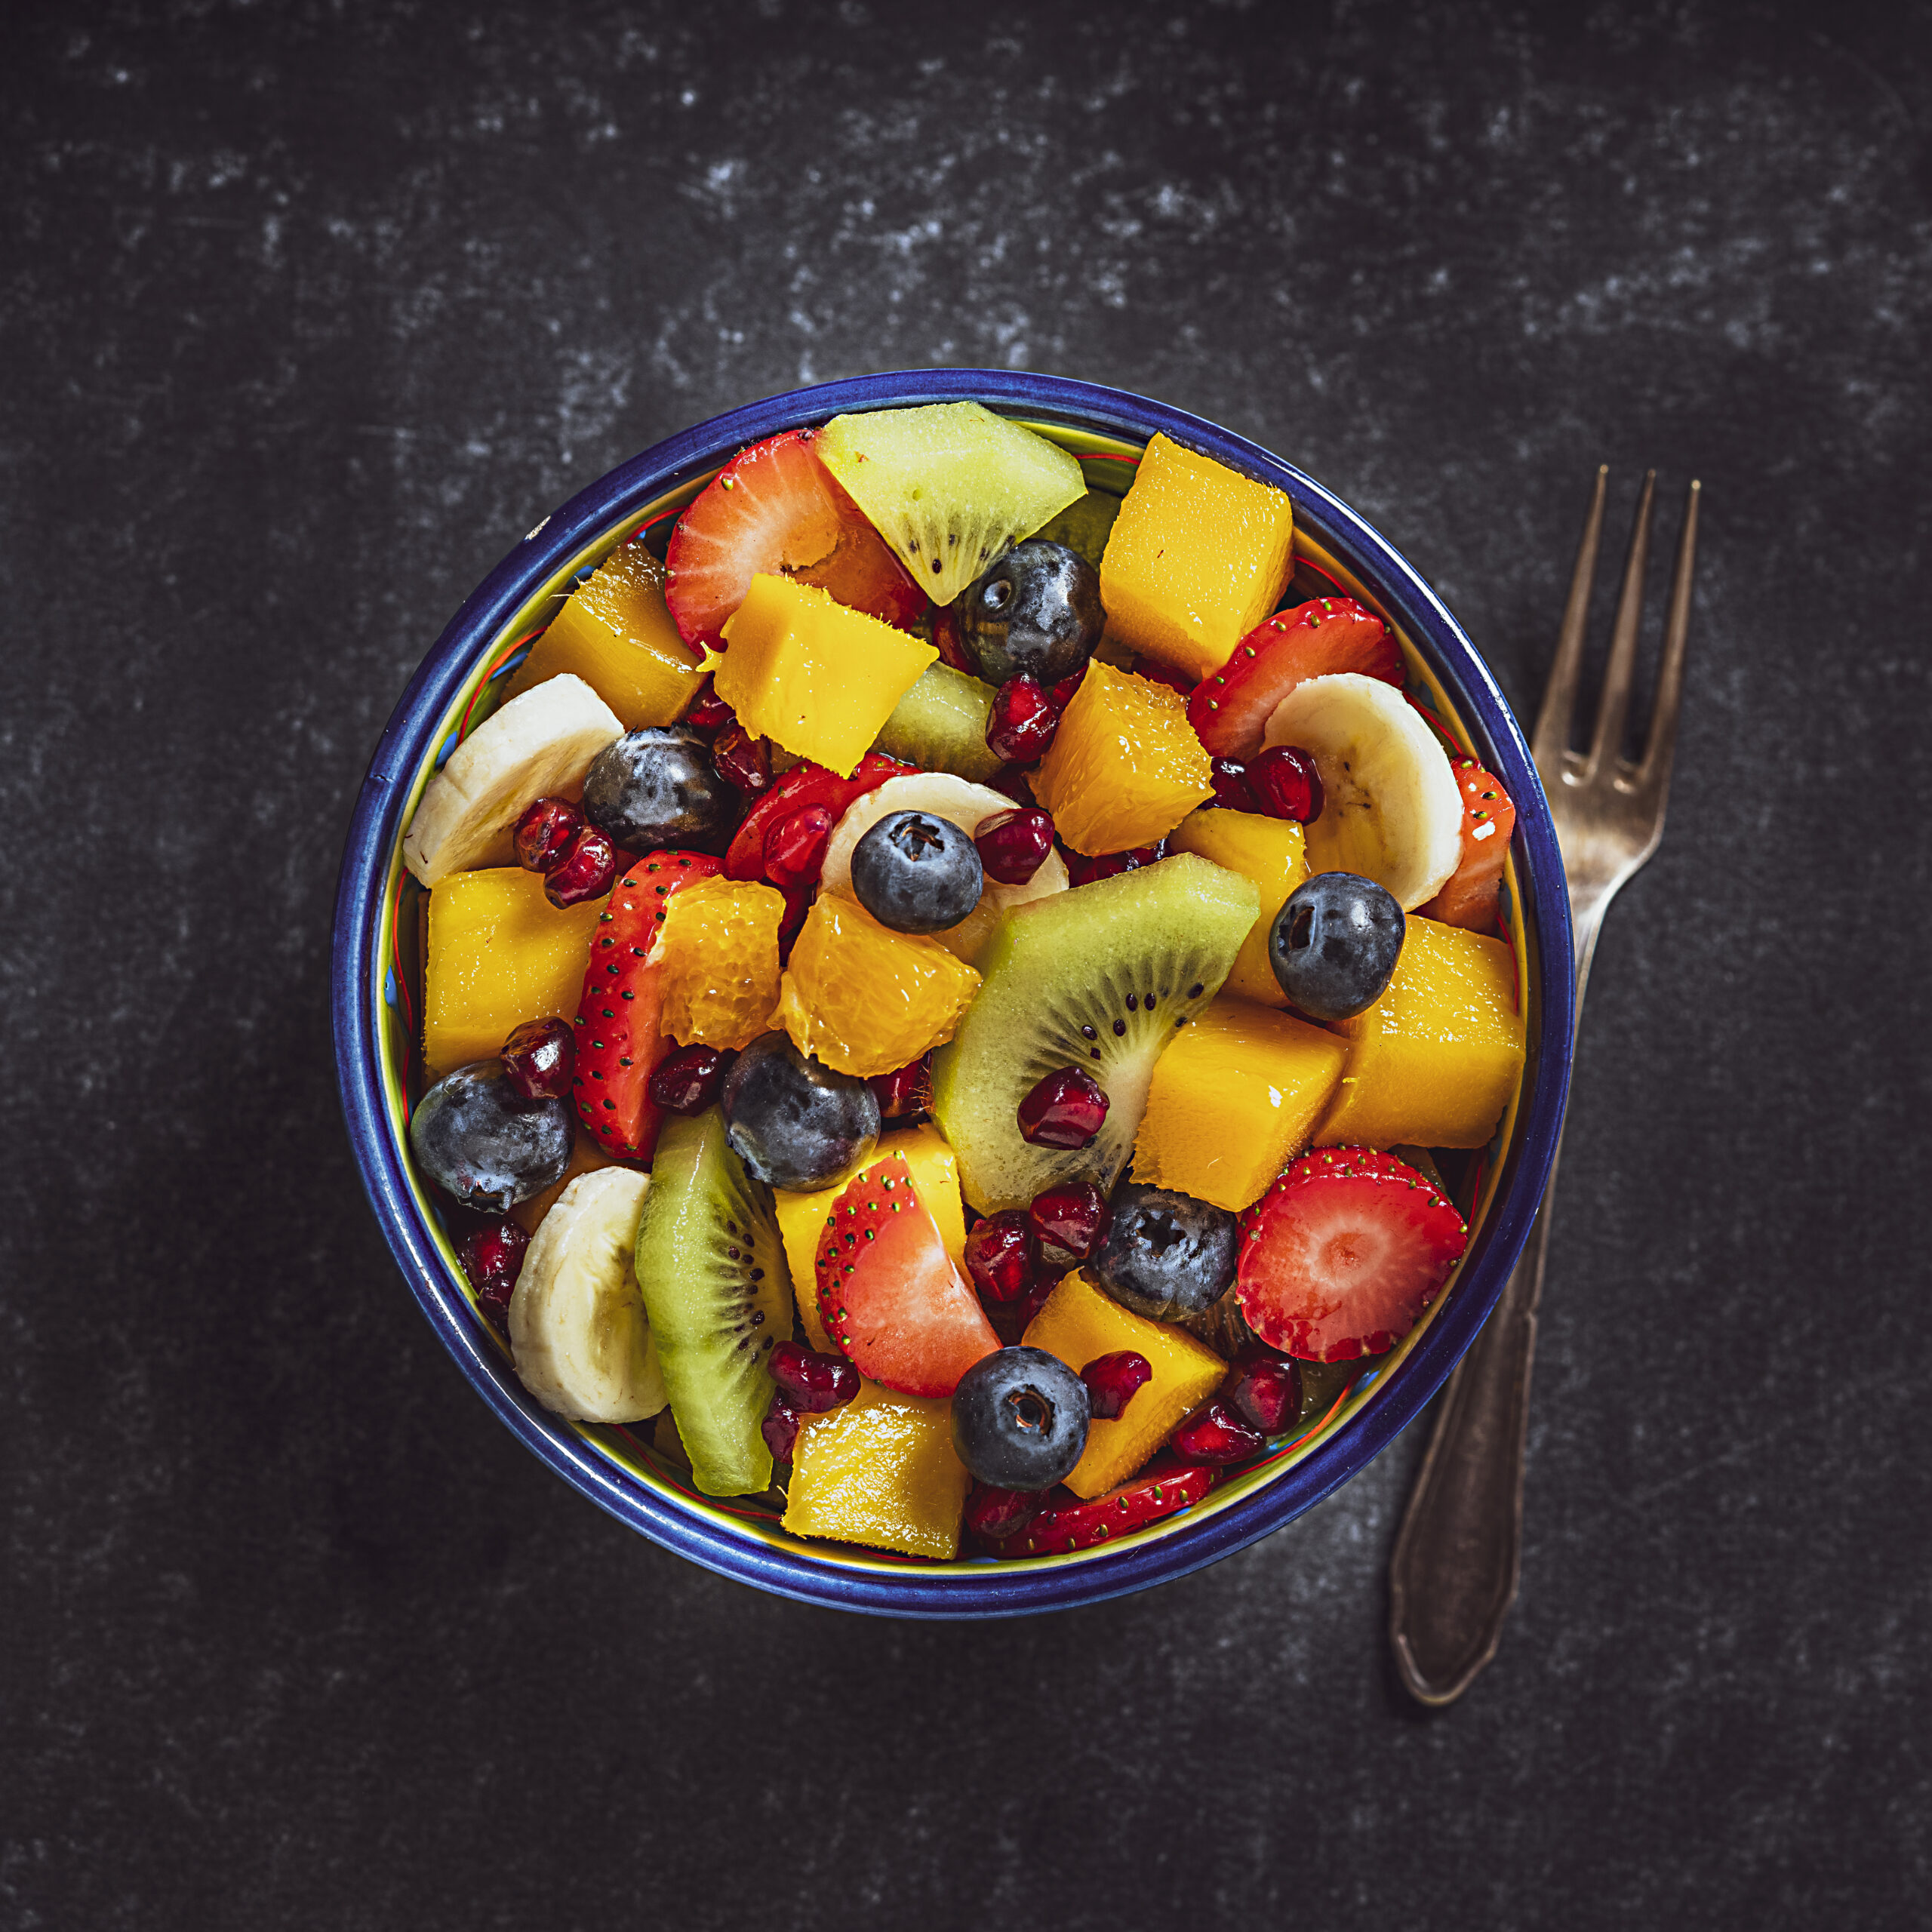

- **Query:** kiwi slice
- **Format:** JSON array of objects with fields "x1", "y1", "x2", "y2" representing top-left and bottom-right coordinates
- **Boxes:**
[
  {"x1": 1034, "y1": 488, "x2": 1122, "y2": 572},
  {"x1": 873, "y1": 663, "x2": 1005, "y2": 785},
  {"x1": 632, "y1": 1106, "x2": 792, "y2": 1496},
  {"x1": 932, "y1": 854, "x2": 1260, "y2": 1213},
  {"x1": 815, "y1": 402, "x2": 1085, "y2": 606}
]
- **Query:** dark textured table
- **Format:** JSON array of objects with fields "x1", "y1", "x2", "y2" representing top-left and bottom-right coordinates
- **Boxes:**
[{"x1": 6, "y1": 3, "x2": 1927, "y2": 1925}]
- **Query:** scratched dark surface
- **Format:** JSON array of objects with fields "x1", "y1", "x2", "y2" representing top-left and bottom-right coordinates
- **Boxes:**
[{"x1": 4, "y1": 1, "x2": 1928, "y2": 1925}]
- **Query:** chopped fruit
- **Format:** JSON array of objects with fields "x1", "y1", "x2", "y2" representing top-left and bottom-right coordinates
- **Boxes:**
[
  {"x1": 783, "y1": 1379, "x2": 971, "y2": 1561},
  {"x1": 985, "y1": 672, "x2": 1060, "y2": 763},
  {"x1": 1006, "y1": 1456, "x2": 1219, "y2": 1556},
  {"x1": 711, "y1": 721, "x2": 772, "y2": 797},
  {"x1": 1238, "y1": 1147, "x2": 1469, "y2": 1361},
  {"x1": 583, "y1": 724, "x2": 740, "y2": 857},
  {"x1": 851, "y1": 811, "x2": 985, "y2": 934},
  {"x1": 974, "y1": 807, "x2": 1055, "y2": 884},
  {"x1": 763, "y1": 803, "x2": 835, "y2": 888},
  {"x1": 424, "y1": 867, "x2": 605, "y2": 1078},
  {"x1": 1169, "y1": 1401, "x2": 1263, "y2": 1465},
  {"x1": 648, "y1": 1041, "x2": 731, "y2": 1117},
  {"x1": 814, "y1": 1155, "x2": 1000, "y2": 1398},
  {"x1": 952, "y1": 1346, "x2": 1091, "y2": 1490},
  {"x1": 1031, "y1": 660, "x2": 1215, "y2": 855},
  {"x1": 774, "y1": 894, "x2": 982, "y2": 1078},
  {"x1": 570, "y1": 852, "x2": 722, "y2": 1159},
  {"x1": 503, "y1": 540, "x2": 709, "y2": 728},
  {"x1": 474, "y1": 1275, "x2": 516, "y2": 1337},
  {"x1": 411, "y1": 1062, "x2": 573, "y2": 1214},
  {"x1": 1087, "y1": 1181, "x2": 1238, "y2": 1322},
  {"x1": 456, "y1": 1216, "x2": 531, "y2": 1293},
  {"x1": 1223, "y1": 1346, "x2": 1303, "y2": 1435},
  {"x1": 1269, "y1": 872, "x2": 1405, "y2": 1023},
  {"x1": 514, "y1": 796, "x2": 585, "y2": 873},
  {"x1": 1247, "y1": 743, "x2": 1324, "y2": 823},
  {"x1": 724, "y1": 751, "x2": 912, "y2": 884},
  {"x1": 1420, "y1": 758, "x2": 1518, "y2": 934},
  {"x1": 762, "y1": 1398, "x2": 801, "y2": 1463},
  {"x1": 501, "y1": 1017, "x2": 575, "y2": 1102},
  {"x1": 1017, "y1": 1067, "x2": 1109, "y2": 1149},
  {"x1": 543, "y1": 826, "x2": 620, "y2": 907},
  {"x1": 814, "y1": 401, "x2": 1086, "y2": 606},
  {"x1": 768, "y1": 1340, "x2": 861, "y2": 1414},
  {"x1": 873, "y1": 662, "x2": 1007, "y2": 785},
  {"x1": 1033, "y1": 486, "x2": 1122, "y2": 571},
  {"x1": 650, "y1": 874, "x2": 785, "y2": 1051},
  {"x1": 1063, "y1": 843, "x2": 1165, "y2": 885},
  {"x1": 721, "y1": 1032, "x2": 878, "y2": 1191},
  {"x1": 1081, "y1": 1350, "x2": 1152, "y2": 1421},
  {"x1": 1098, "y1": 432, "x2": 1297, "y2": 683},
  {"x1": 869, "y1": 1055, "x2": 932, "y2": 1121},
  {"x1": 1028, "y1": 1181, "x2": 1109, "y2": 1266},
  {"x1": 663, "y1": 428, "x2": 924, "y2": 651},
  {"x1": 508, "y1": 1133, "x2": 622, "y2": 1238},
  {"x1": 964, "y1": 1483, "x2": 1045, "y2": 1543},
  {"x1": 685, "y1": 678, "x2": 735, "y2": 731},
  {"x1": 958, "y1": 540, "x2": 1105, "y2": 687},
  {"x1": 1131, "y1": 995, "x2": 1347, "y2": 1213},
  {"x1": 717, "y1": 574, "x2": 939, "y2": 777},
  {"x1": 1166, "y1": 806, "x2": 1309, "y2": 1008},
  {"x1": 1188, "y1": 596, "x2": 1403, "y2": 760},
  {"x1": 964, "y1": 1211, "x2": 1036, "y2": 1304},
  {"x1": 1314, "y1": 914, "x2": 1524, "y2": 1149},
  {"x1": 1022, "y1": 1271, "x2": 1227, "y2": 1500},
  {"x1": 1208, "y1": 758, "x2": 1260, "y2": 811}
]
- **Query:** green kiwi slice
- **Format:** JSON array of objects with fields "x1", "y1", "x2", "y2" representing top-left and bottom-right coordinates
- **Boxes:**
[
  {"x1": 632, "y1": 1106, "x2": 792, "y2": 1496},
  {"x1": 1034, "y1": 488, "x2": 1122, "y2": 572},
  {"x1": 932, "y1": 854, "x2": 1260, "y2": 1213},
  {"x1": 873, "y1": 663, "x2": 1005, "y2": 785}
]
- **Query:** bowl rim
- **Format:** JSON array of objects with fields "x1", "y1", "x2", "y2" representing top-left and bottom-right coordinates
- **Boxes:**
[{"x1": 331, "y1": 368, "x2": 1573, "y2": 1617}]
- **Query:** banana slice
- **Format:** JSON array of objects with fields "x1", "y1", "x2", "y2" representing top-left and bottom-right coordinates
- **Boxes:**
[
  {"x1": 508, "y1": 1167, "x2": 666, "y2": 1423},
  {"x1": 402, "y1": 673, "x2": 623, "y2": 888},
  {"x1": 820, "y1": 772, "x2": 1068, "y2": 968},
  {"x1": 1264, "y1": 673, "x2": 1464, "y2": 910}
]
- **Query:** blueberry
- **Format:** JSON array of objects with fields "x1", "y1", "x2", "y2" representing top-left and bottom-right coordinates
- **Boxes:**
[
  {"x1": 958, "y1": 540, "x2": 1104, "y2": 687},
  {"x1": 951, "y1": 1346, "x2": 1091, "y2": 1491},
  {"x1": 582, "y1": 725, "x2": 740, "y2": 856},
  {"x1": 1088, "y1": 1181, "x2": 1238, "y2": 1322},
  {"x1": 1268, "y1": 872, "x2": 1404, "y2": 1022},
  {"x1": 849, "y1": 811, "x2": 983, "y2": 934},
  {"x1": 720, "y1": 1033, "x2": 879, "y2": 1190},
  {"x1": 410, "y1": 1060, "x2": 573, "y2": 1214}
]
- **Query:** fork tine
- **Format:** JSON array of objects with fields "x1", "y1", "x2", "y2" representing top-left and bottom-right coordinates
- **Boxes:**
[
  {"x1": 1532, "y1": 466, "x2": 1607, "y2": 768},
  {"x1": 1585, "y1": 469, "x2": 1656, "y2": 775},
  {"x1": 1632, "y1": 478, "x2": 1700, "y2": 798}
]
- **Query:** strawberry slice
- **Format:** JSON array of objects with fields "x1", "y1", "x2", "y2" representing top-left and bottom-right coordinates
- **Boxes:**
[
  {"x1": 814, "y1": 1154, "x2": 1000, "y2": 1398},
  {"x1": 1237, "y1": 1148, "x2": 1468, "y2": 1361},
  {"x1": 664, "y1": 429, "x2": 926, "y2": 651},
  {"x1": 1188, "y1": 597, "x2": 1404, "y2": 760},
  {"x1": 1420, "y1": 758, "x2": 1517, "y2": 934},
  {"x1": 722, "y1": 749, "x2": 912, "y2": 884},
  {"x1": 1006, "y1": 1455, "x2": 1220, "y2": 1556},
  {"x1": 570, "y1": 851, "x2": 721, "y2": 1158}
]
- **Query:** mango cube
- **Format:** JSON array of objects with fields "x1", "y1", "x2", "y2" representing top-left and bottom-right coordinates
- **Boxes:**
[
  {"x1": 783, "y1": 1379, "x2": 969, "y2": 1559},
  {"x1": 1133, "y1": 995, "x2": 1347, "y2": 1211},
  {"x1": 503, "y1": 540, "x2": 708, "y2": 729},
  {"x1": 1315, "y1": 915, "x2": 1525, "y2": 1149},
  {"x1": 1166, "y1": 808, "x2": 1309, "y2": 1008},
  {"x1": 1099, "y1": 432, "x2": 1296, "y2": 682},
  {"x1": 652, "y1": 875, "x2": 785, "y2": 1051},
  {"x1": 717, "y1": 574, "x2": 937, "y2": 777},
  {"x1": 1023, "y1": 1272, "x2": 1227, "y2": 1499},
  {"x1": 423, "y1": 867, "x2": 602, "y2": 1077}
]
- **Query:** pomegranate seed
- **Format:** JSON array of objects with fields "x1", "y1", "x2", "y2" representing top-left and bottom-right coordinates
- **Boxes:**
[
  {"x1": 457, "y1": 1217, "x2": 530, "y2": 1291},
  {"x1": 544, "y1": 826, "x2": 618, "y2": 907},
  {"x1": 764, "y1": 804, "x2": 834, "y2": 888},
  {"x1": 964, "y1": 1210, "x2": 1035, "y2": 1303},
  {"x1": 964, "y1": 1484, "x2": 1045, "y2": 1542},
  {"x1": 761, "y1": 1397, "x2": 801, "y2": 1463},
  {"x1": 1208, "y1": 759, "x2": 1259, "y2": 813},
  {"x1": 986, "y1": 673, "x2": 1060, "y2": 762},
  {"x1": 514, "y1": 796, "x2": 585, "y2": 872},
  {"x1": 1081, "y1": 1350, "x2": 1152, "y2": 1421},
  {"x1": 768, "y1": 1340, "x2": 860, "y2": 1414},
  {"x1": 869, "y1": 1055, "x2": 931, "y2": 1120},
  {"x1": 1247, "y1": 744, "x2": 1324, "y2": 823},
  {"x1": 989, "y1": 1271, "x2": 1060, "y2": 1346},
  {"x1": 1017, "y1": 1067, "x2": 1109, "y2": 1149},
  {"x1": 930, "y1": 603, "x2": 977, "y2": 675},
  {"x1": 649, "y1": 1042, "x2": 728, "y2": 1115},
  {"x1": 474, "y1": 1272, "x2": 517, "y2": 1337},
  {"x1": 713, "y1": 722, "x2": 772, "y2": 795},
  {"x1": 1169, "y1": 1401, "x2": 1264, "y2": 1465},
  {"x1": 1062, "y1": 843, "x2": 1164, "y2": 886},
  {"x1": 1224, "y1": 1346, "x2": 1303, "y2": 1435},
  {"x1": 686, "y1": 677, "x2": 735, "y2": 732},
  {"x1": 1129, "y1": 654, "x2": 1195, "y2": 696},
  {"x1": 500, "y1": 1017, "x2": 575, "y2": 1101},
  {"x1": 1047, "y1": 664, "x2": 1088, "y2": 712},
  {"x1": 974, "y1": 806, "x2": 1056, "y2": 884},
  {"x1": 1028, "y1": 1180, "x2": 1109, "y2": 1264}
]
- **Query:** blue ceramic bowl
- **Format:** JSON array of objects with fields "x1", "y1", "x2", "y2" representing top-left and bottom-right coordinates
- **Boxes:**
[{"x1": 332, "y1": 370, "x2": 1573, "y2": 1617}]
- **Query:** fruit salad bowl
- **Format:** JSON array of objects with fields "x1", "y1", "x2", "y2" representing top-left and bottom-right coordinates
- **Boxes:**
[{"x1": 333, "y1": 370, "x2": 1573, "y2": 1618}]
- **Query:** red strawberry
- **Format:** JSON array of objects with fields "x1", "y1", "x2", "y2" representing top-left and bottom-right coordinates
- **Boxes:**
[
  {"x1": 1004, "y1": 1455, "x2": 1220, "y2": 1556},
  {"x1": 722, "y1": 749, "x2": 912, "y2": 883},
  {"x1": 814, "y1": 1155, "x2": 1001, "y2": 1398},
  {"x1": 1420, "y1": 758, "x2": 1517, "y2": 934},
  {"x1": 1188, "y1": 597, "x2": 1404, "y2": 760},
  {"x1": 663, "y1": 429, "x2": 926, "y2": 650},
  {"x1": 1236, "y1": 1147, "x2": 1468, "y2": 1361},
  {"x1": 570, "y1": 851, "x2": 721, "y2": 1158}
]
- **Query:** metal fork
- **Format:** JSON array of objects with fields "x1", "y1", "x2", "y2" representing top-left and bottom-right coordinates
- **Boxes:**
[{"x1": 1387, "y1": 467, "x2": 1702, "y2": 1706}]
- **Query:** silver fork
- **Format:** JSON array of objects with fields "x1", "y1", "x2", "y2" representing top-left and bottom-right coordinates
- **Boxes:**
[{"x1": 1387, "y1": 467, "x2": 1702, "y2": 1706}]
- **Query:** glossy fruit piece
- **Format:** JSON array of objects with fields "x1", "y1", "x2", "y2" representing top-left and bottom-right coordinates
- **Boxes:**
[
  {"x1": 851, "y1": 811, "x2": 984, "y2": 934},
  {"x1": 958, "y1": 540, "x2": 1104, "y2": 687},
  {"x1": 648, "y1": 1042, "x2": 730, "y2": 1116},
  {"x1": 964, "y1": 1483, "x2": 1044, "y2": 1543},
  {"x1": 583, "y1": 726, "x2": 740, "y2": 857},
  {"x1": 651, "y1": 874, "x2": 786, "y2": 1051},
  {"x1": 985, "y1": 673, "x2": 1060, "y2": 763},
  {"x1": 1017, "y1": 1067, "x2": 1109, "y2": 1149},
  {"x1": 1420, "y1": 758, "x2": 1517, "y2": 934},
  {"x1": 869, "y1": 1055, "x2": 932, "y2": 1121},
  {"x1": 1169, "y1": 1401, "x2": 1263, "y2": 1465},
  {"x1": 1224, "y1": 1345, "x2": 1303, "y2": 1435},
  {"x1": 951, "y1": 1346, "x2": 1091, "y2": 1490},
  {"x1": 814, "y1": 1154, "x2": 1000, "y2": 1398},
  {"x1": 1061, "y1": 843, "x2": 1164, "y2": 886},
  {"x1": 964, "y1": 1209, "x2": 1035, "y2": 1304},
  {"x1": 514, "y1": 796, "x2": 585, "y2": 873},
  {"x1": 1006, "y1": 1454, "x2": 1220, "y2": 1556},
  {"x1": 1188, "y1": 596, "x2": 1404, "y2": 760},
  {"x1": 1269, "y1": 871, "x2": 1405, "y2": 1022},
  {"x1": 1237, "y1": 1147, "x2": 1468, "y2": 1361},
  {"x1": 712, "y1": 721, "x2": 772, "y2": 797},
  {"x1": 974, "y1": 807, "x2": 1055, "y2": 885},
  {"x1": 663, "y1": 428, "x2": 924, "y2": 650},
  {"x1": 1247, "y1": 743, "x2": 1324, "y2": 823},
  {"x1": 724, "y1": 751, "x2": 912, "y2": 884},
  {"x1": 1208, "y1": 759, "x2": 1259, "y2": 812},
  {"x1": 570, "y1": 851, "x2": 722, "y2": 1159},
  {"x1": 721, "y1": 1032, "x2": 879, "y2": 1192},
  {"x1": 411, "y1": 1061, "x2": 574, "y2": 1214},
  {"x1": 761, "y1": 1398, "x2": 801, "y2": 1464},
  {"x1": 768, "y1": 1340, "x2": 861, "y2": 1414},
  {"x1": 1031, "y1": 659, "x2": 1214, "y2": 855},
  {"x1": 873, "y1": 662, "x2": 1007, "y2": 786},
  {"x1": 782, "y1": 1379, "x2": 971, "y2": 1560},
  {"x1": 1087, "y1": 1181, "x2": 1238, "y2": 1322},
  {"x1": 1028, "y1": 1180, "x2": 1109, "y2": 1265},
  {"x1": 685, "y1": 678, "x2": 736, "y2": 732},
  {"x1": 473, "y1": 1273, "x2": 517, "y2": 1337},
  {"x1": 544, "y1": 826, "x2": 620, "y2": 908},
  {"x1": 1166, "y1": 806, "x2": 1309, "y2": 1008},
  {"x1": 508, "y1": 1134, "x2": 622, "y2": 1238},
  {"x1": 457, "y1": 1216, "x2": 531, "y2": 1291},
  {"x1": 501, "y1": 1017, "x2": 576, "y2": 1102},
  {"x1": 1081, "y1": 1349, "x2": 1152, "y2": 1421},
  {"x1": 763, "y1": 804, "x2": 834, "y2": 889}
]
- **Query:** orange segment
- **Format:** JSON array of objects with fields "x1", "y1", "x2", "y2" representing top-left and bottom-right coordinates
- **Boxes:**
[{"x1": 651, "y1": 875, "x2": 785, "y2": 1051}]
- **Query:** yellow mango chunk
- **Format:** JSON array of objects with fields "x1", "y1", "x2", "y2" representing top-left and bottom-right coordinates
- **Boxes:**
[
  {"x1": 503, "y1": 541, "x2": 708, "y2": 728},
  {"x1": 1023, "y1": 1272, "x2": 1227, "y2": 1500},
  {"x1": 773, "y1": 894, "x2": 981, "y2": 1078},
  {"x1": 1099, "y1": 433, "x2": 1296, "y2": 682},
  {"x1": 1133, "y1": 996, "x2": 1347, "y2": 1211},
  {"x1": 774, "y1": 1124, "x2": 968, "y2": 1352},
  {"x1": 1031, "y1": 659, "x2": 1214, "y2": 855},
  {"x1": 423, "y1": 868, "x2": 602, "y2": 1077},
  {"x1": 651, "y1": 875, "x2": 784, "y2": 1051},
  {"x1": 783, "y1": 1379, "x2": 969, "y2": 1559},
  {"x1": 1315, "y1": 915, "x2": 1525, "y2": 1149},
  {"x1": 718, "y1": 574, "x2": 937, "y2": 777},
  {"x1": 1166, "y1": 808, "x2": 1309, "y2": 1007}
]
